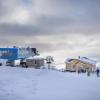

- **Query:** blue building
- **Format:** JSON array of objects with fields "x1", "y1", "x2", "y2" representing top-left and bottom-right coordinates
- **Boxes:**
[{"x1": 0, "y1": 47, "x2": 37, "y2": 61}]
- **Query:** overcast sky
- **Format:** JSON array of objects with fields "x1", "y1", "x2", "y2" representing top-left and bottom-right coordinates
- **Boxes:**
[{"x1": 0, "y1": 0, "x2": 100, "y2": 65}]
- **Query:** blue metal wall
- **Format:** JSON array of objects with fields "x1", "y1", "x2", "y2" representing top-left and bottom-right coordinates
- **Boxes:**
[{"x1": 0, "y1": 48, "x2": 18, "y2": 61}]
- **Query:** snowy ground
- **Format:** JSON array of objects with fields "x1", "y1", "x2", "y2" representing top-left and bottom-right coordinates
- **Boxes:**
[{"x1": 0, "y1": 66, "x2": 100, "y2": 100}]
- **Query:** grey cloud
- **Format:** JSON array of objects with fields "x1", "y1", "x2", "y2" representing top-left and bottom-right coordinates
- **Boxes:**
[
  {"x1": 0, "y1": 0, "x2": 100, "y2": 36},
  {"x1": 0, "y1": 0, "x2": 15, "y2": 16},
  {"x1": 0, "y1": 23, "x2": 40, "y2": 35}
]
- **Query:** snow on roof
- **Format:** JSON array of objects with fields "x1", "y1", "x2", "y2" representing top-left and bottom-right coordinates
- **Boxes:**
[
  {"x1": 27, "y1": 56, "x2": 44, "y2": 60},
  {"x1": 65, "y1": 58, "x2": 75, "y2": 63},
  {"x1": 65, "y1": 57, "x2": 97, "y2": 65},
  {"x1": 79, "y1": 57, "x2": 97, "y2": 65}
]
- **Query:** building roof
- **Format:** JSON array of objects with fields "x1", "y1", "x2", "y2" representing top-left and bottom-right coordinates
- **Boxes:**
[{"x1": 79, "y1": 57, "x2": 97, "y2": 65}]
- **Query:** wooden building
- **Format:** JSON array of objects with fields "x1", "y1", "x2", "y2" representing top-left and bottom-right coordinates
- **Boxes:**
[
  {"x1": 65, "y1": 57, "x2": 96, "y2": 72},
  {"x1": 26, "y1": 56, "x2": 44, "y2": 68}
]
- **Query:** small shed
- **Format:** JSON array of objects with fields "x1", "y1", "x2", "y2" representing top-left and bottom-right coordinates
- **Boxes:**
[{"x1": 26, "y1": 56, "x2": 44, "y2": 68}]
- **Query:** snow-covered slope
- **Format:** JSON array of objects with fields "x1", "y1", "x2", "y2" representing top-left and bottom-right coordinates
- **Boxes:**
[{"x1": 0, "y1": 66, "x2": 100, "y2": 100}]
